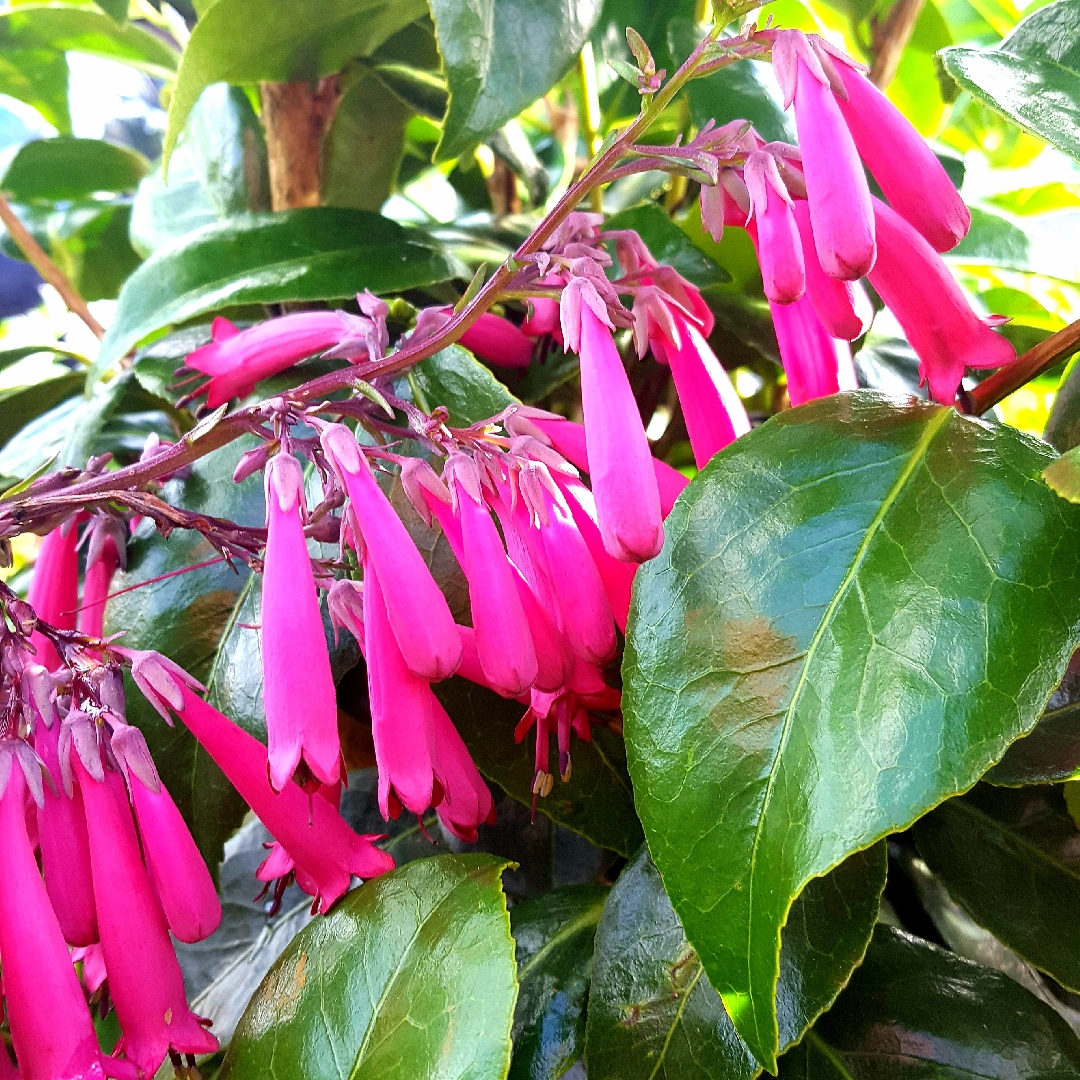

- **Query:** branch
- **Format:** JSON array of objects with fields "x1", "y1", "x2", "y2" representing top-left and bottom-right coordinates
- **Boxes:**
[
  {"x1": 961, "y1": 318, "x2": 1080, "y2": 417},
  {"x1": 0, "y1": 192, "x2": 105, "y2": 341},
  {"x1": 869, "y1": 0, "x2": 927, "y2": 88}
]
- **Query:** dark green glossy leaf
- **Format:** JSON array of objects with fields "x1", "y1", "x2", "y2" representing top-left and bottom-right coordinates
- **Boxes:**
[
  {"x1": 670, "y1": 20, "x2": 794, "y2": 144},
  {"x1": 623, "y1": 390, "x2": 1080, "y2": 1071},
  {"x1": 435, "y1": 677, "x2": 644, "y2": 857},
  {"x1": 509, "y1": 885, "x2": 608, "y2": 1080},
  {"x1": 429, "y1": 0, "x2": 603, "y2": 162},
  {"x1": 164, "y1": 0, "x2": 426, "y2": 168},
  {"x1": 1043, "y1": 361, "x2": 1080, "y2": 454},
  {"x1": 0, "y1": 372, "x2": 83, "y2": 450},
  {"x1": 58, "y1": 201, "x2": 142, "y2": 303},
  {"x1": 92, "y1": 208, "x2": 463, "y2": 385},
  {"x1": 322, "y1": 65, "x2": 412, "y2": 212},
  {"x1": 1045, "y1": 445, "x2": 1080, "y2": 501},
  {"x1": 585, "y1": 844, "x2": 887, "y2": 1080},
  {"x1": 853, "y1": 335, "x2": 925, "y2": 398},
  {"x1": 780, "y1": 925, "x2": 1080, "y2": 1080},
  {"x1": 104, "y1": 440, "x2": 264, "y2": 877},
  {"x1": 940, "y1": 0, "x2": 1080, "y2": 163},
  {"x1": 220, "y1": 854, "x2": 517, "y2": 1080},
  {"x1": 987, "y1": 699, "x2": 1080, "y2": 786},
  {"x1": 914, "y1": 785, "x2": 1080, "y2": 993},
  {"x1": 408, "y1": 345, "x2": 518, "y2": 427},
  {"x1": 0, "y1": 137, "x2": 148, "y2": 202},
  {"x1": 604, "y1": 204, "x2": 728, "y2": 288}
]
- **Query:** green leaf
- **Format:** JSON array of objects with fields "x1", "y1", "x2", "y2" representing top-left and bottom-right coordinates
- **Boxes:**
[
  {"x1": 104, "y1": 439, "x2": 265, "y2": 877},
  {"x1": 0, "y1": 344, "x2": 82, "y2": 372},
  {"x1": 1044, "y1": 361, "x2": 1080, "y2": 453},
  {"x1": 56, "y1": 201, "x2": 143, "y2": 302},
  {"x1": 940, "y1": 0, "x2": 1080, "y2": 162},
  {"x1": 604, "y1": 203, "x2": 729, "y2": 288},
  {"x1": 0, "y1": 48, "x2": 71, "y2": 133},
  {"x1": 0, "y1": 136, "x2": 148, "y2": 202},
  {"x1": 914, "y1": 786, "x2": 1080, "y2": 993},
  {"x1": 987, "y1": 697, "x2": 1080, "y2": 785},
  {"x1": 91, "y1": 0, "x2": 128, "y2": 22},
  {"x1": 623, "y1": 390, "x2": 1080, "y2": 1071},
  {"x1": 407, "y1": 345, "x2": 518, "y2": 427},
  {"x1": 435, "y1": 677, "x2": 645, "y2": 857},
  {"x1": 780, "y1": 925, "x2": 1080, "y2": 1080},
  {"x1": 322, "y1": 65, "x2": 412, "y2": 212},
  {"x1": 220, "y1": 854, "x2": 518, "y2": 1080},
  {"x1": 585, "y1": 844, "x2": 887, "y2": 1080},
  {"x1": 91, "y1": 208, "x2": 463, "y2": 387},
  {"x1": 947, "y1": 205, "x2": 1080, "y2": 281},
  {"x1": 1044, "y1": 445, "x2": 1080, "y2": 501},
  {"x1": 0, "y1": 371, "x2": 84, "y2": 450},
  {"x1": 163, "y1": 0, "x2": 427, "y2": 169},
  {"x1": 509, "y1": 885, "x2": 608, "y2": 1080},
  {"x1": 429, "y1": 0, "x2": 603, "y2": 162}
]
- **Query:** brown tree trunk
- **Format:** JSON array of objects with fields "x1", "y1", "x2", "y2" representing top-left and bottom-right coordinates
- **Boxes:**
[{"x1": 260, "y1": 76, "x2": 343, "y2": 211}]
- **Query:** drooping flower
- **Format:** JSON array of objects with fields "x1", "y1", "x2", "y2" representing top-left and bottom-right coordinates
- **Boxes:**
[
  {"x1": 792, "y1": 199, "x2": 873, "y2": 341},
  {"x1": 458, "y1": 311, "x2": 535, "y2": 368},
  {"x1": 770, "y1": 293, "x2": 858, "y2": 406},
  {"x1": 74, "y1": 751, "x2": 219, "y2": 1075},
  {"x1": 186, "y1": 311, "x2": 364, "y2": 408},
  {"x1": 430, "y1": 698, "x2": 495, "y2": 842},
  {"x1": 744, "y1": 150, "x2": 804, "y2": 304},
  {"x1": 262, "y1": 452, "x2": 340, "y2": 791},
  {"x1": 127, "y1": 650, "x2": 394, "y2": 910},
  {"x1": 321, "y1": 424, "x2": 462, "y2": 681},
  {"x1": 117, "y1": 724, "x2": 222, "y2": 944},
  {"x1": 78, "y1": 517, "x2": 125, "y2": 641},
  {"x1": 562, "y1": 290, "x2": 663, "y2": 563},
  {"x1": 772, "y1": 29, "x2": 875, "y2": 280},
  {"x1": 28, "y1": 522, "x2": 79, "y2": 670},
  {"x1": 820, "y1": 39, "x2": 970, "y2": 252},
  {"x1": 0, "y1": 764, "x2": 138, "y2": 1080},
  {"x1": 867, "y1": 197, "x2": 1015, "y2": 403}
]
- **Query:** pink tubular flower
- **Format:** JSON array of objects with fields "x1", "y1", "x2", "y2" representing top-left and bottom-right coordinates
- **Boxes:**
[
  {"x1": 824, "y1": 43, "x2": 970, "y2": 252},
  {"x1": 650, "y1": 308, "x2": 751, "y2": 469},
  {"x1": 0, "y1": 767, "x2": 137, "y2": 1080},
  {"x1": 773, "y1": 30, "x2": 875, "y2": 280},
  {"x1": 28, "y1": 523, "x2": 79, "y2": 670},
  {"x1": 321, "y1": 424, "x2": 462, "y2": 682},
  {"x1": 458, "y1": 311, "x2": 535, "y2": 368},
  {"x1": 262, "y1": 452, "x2": 340, "y2": 792},
  {"x1": 363, "y1": 560, "x2": 441, "y2": 819},
  {"x1": 34, "y1": 714, "x2": 98, "y2": 947},
  {"x1": 867, "y1": 197, "x2": 1015, "y2": 403},
  {"x1": 448, "y1": 457, "x2": 538, "y2": 696},
  {"x1": 187, "y1": 312, "x2": 356, "y2": 409},
  {"x1": 745, "y1": 151, "x2": 804, "y2": 304},
  {"x1": 125, "y1": 767, "x2": 222, "y2": 944},
  {"x1": 128, "y1": 651, "x2": 394, "y2": 910},
  {"x1": 771, "y1": 294, "x2": 858, "y2": 406},
  {"x1": 430, "y1": 698, "x2": 495, "y2": 842},
  {"x1": 792, "y1": 200, "x2": 873, "y2": 341},
  {"x1": 78, "y1": 529, "x2": 122, "y2": 640},
  {"x1": 75, "y1": 755, "x2": 218, "y2": 1075},
  {"x1": 566, "y1": 299, "x2": 663, "y2": 563}
]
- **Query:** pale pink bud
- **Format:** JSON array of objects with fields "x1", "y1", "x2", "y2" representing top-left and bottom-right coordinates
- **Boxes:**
[
  {"x1": 262, "y1": 452, "x2": 340, "y2": 791},
  {"x1": 745, "y1": 151, "x2": 805, "y2": 304},
  {"x1": 322, "y1": 425, "x2": 462, "y2": 682},
  {"x1": 773, "y1": 30, "x2": 875, "y2": 279},
  {"x1": 867, "y1": 197, "x2": 1015, "y2": 403},
  {"x1": 128, "y1": 771, "x2": 222, "y2": 944},
  {"x1": 0, "y1": 767, "x2": 137, "y2": 1080},
  {"x1": 76, "y1": 755, "x2": 218, "y2": 1074},
  {"x1": 793, "y1": 199, "x2": 873, "y2": 340}
]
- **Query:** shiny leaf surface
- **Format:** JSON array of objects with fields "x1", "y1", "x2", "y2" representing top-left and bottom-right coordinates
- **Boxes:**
[
  {"x1": 0, "y1": 136, "x2": 148, "y2": 202},
  {"x1": 407, "y1": 345, "x2": 518, "y2": 427},
  {"x1": 163, "y1": 0, "x2": 426, "y2": 166},
  {"x1": 509, "y1": 885, "x2": 608, "y2": 1080},
  {"x1": 92, "y1": 208, "x2": 462, "y2": 384},
  {"x1": 940, "y1": 0, "x2": 1080, "y2": 163},
  {"x1": 220, "y1": 855, "x2": 517, "y2": 1080},
  {"x1": 429, "y1": 0, "x2": 603, "y2": 161},
  {"x1": 624, "y1": 391, "x2": 1080, "y2": 1070},
  {"x1": 0, "y1": 372, "x2": 83, "y2": 450},
  {"x1": 914, "y1": 785, "x2": 1080, "y2": 993},
  {"x1": 585, "y1": 844, "x2": 886, "y2": 1080},
  {"x1": 779, "y1": 926, "x2": 1080, "y2": 1080}
]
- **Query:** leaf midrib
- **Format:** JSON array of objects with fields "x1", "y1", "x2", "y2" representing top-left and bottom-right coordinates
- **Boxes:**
[
  {"x1": 743, "y1": 405, "x2": 954, "y2": 1056},
  {"x1": 517, "y1": 900, "x2": 606, "y2": 983}
]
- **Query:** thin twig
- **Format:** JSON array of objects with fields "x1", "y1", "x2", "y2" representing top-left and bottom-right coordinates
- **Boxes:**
[
  {"x1": 869, "y1": 0, "x2": 927, "y2": 88},
  {"x1": 0, "y1": 192, "x2": 105, "y2": 340},
  {"x1": 962, "y1": 318, "x2": 1080, "y2": 416}
]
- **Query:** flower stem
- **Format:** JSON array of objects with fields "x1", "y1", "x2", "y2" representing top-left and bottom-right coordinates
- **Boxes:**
[
  {"x1": 961, "y1": 318, "x2": 1080, "y2": 417},
  {"x1": 0, "y1": 192, "x2": 105, "y2": 341},
  {"x1": 578, "y1": 42, "x2": 604, "y2": 213}
]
